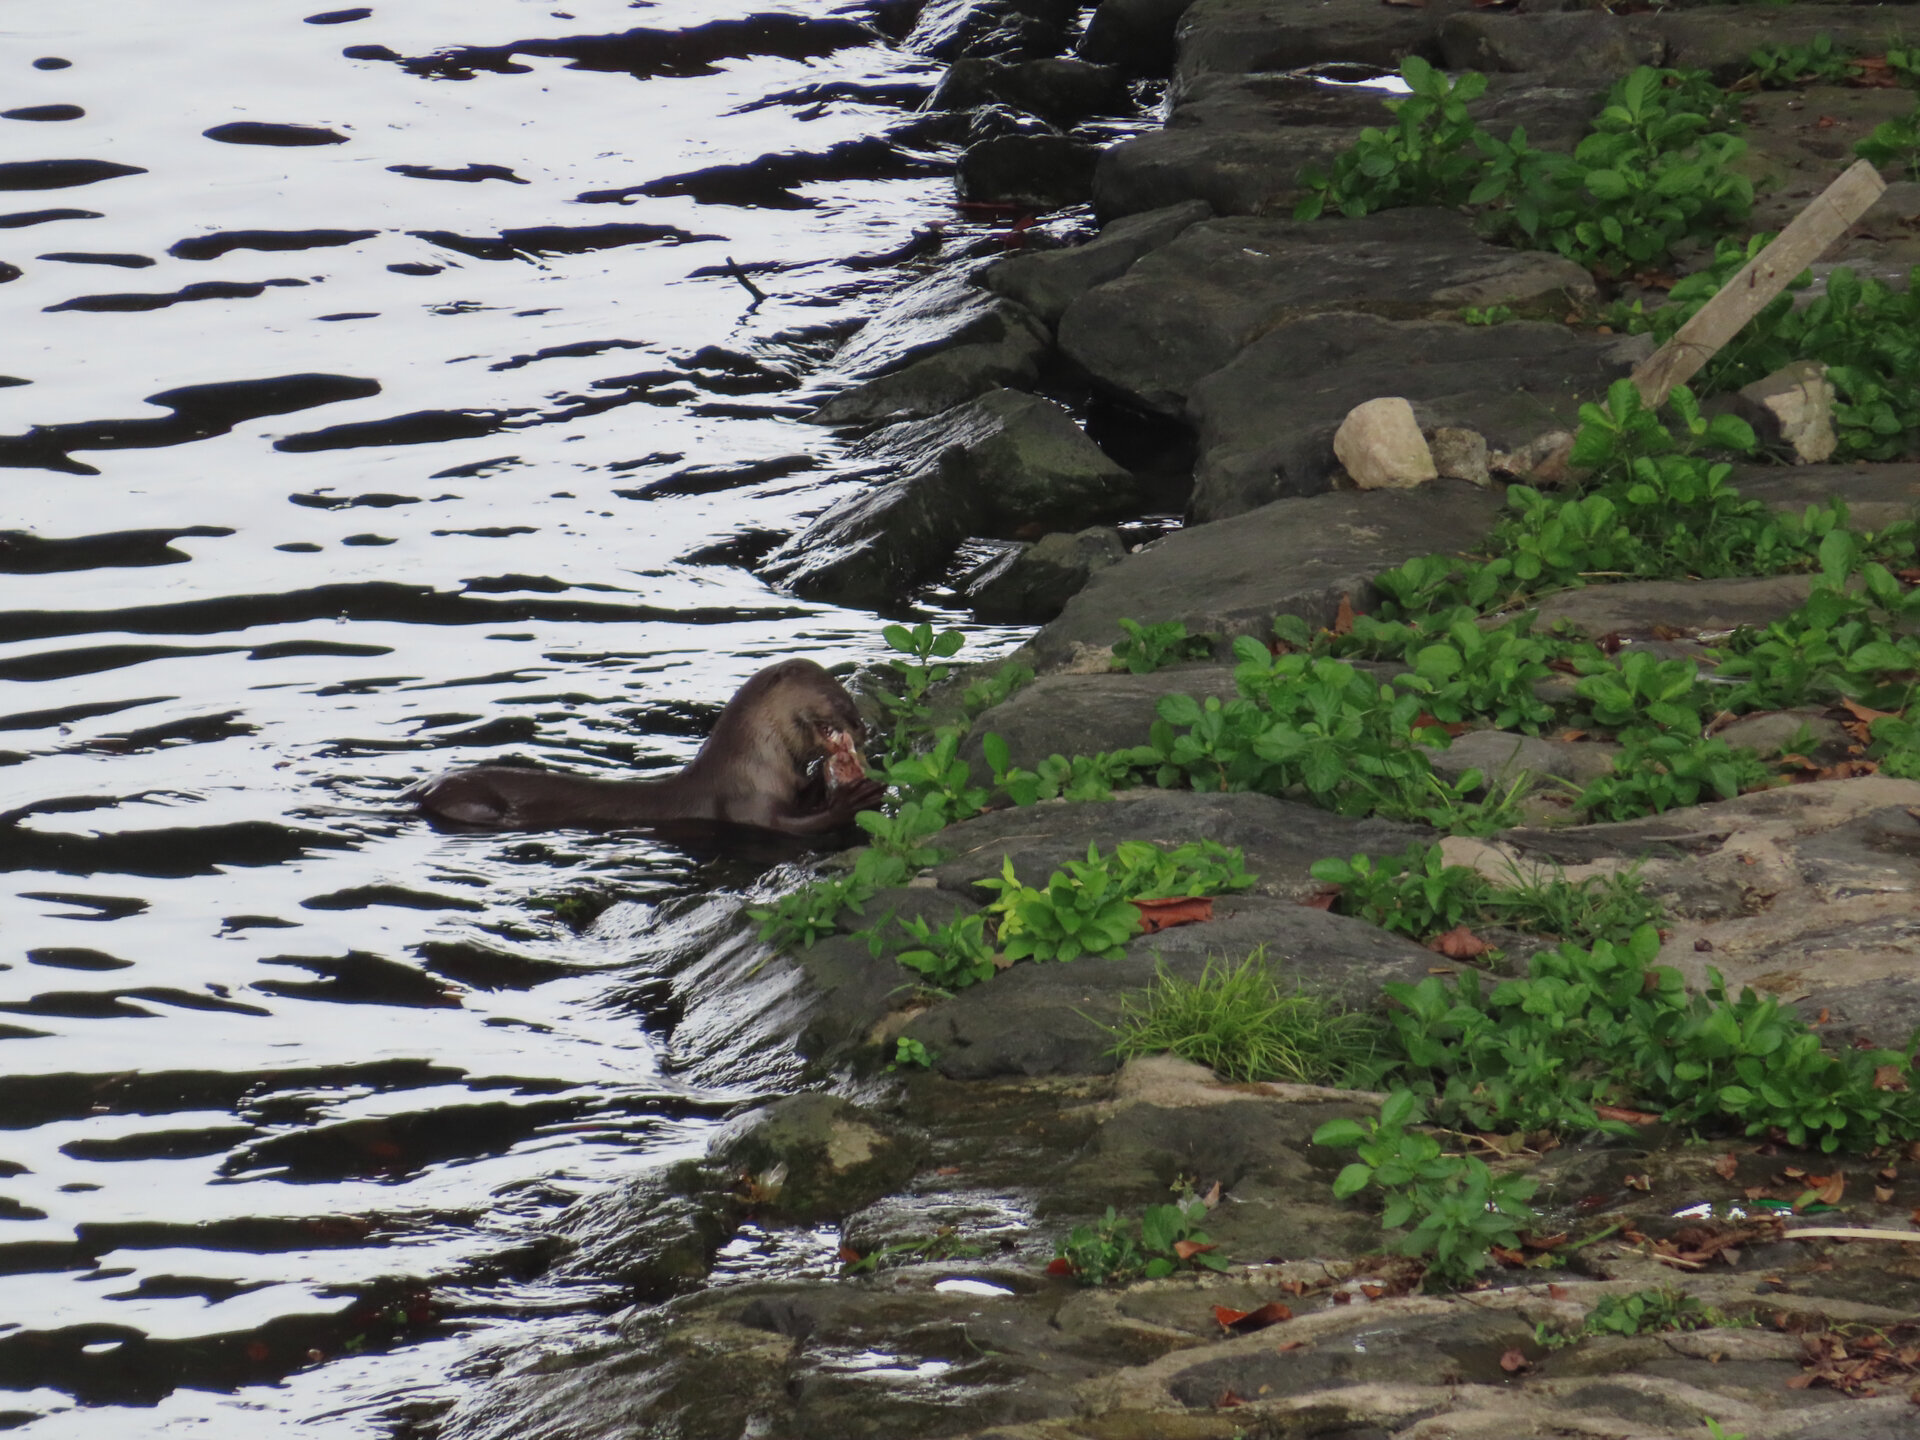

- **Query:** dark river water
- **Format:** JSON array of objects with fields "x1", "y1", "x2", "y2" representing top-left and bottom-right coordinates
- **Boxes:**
[{"x1": 0, "y1": 2, "x2": 1077, "y2": 1431}]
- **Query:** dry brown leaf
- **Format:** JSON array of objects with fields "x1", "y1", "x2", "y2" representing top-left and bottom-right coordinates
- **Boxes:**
[
  {"x1": 1595, "y1": 1106, "x2": 1660, "y2": 1127},
  {"x1": 1134, "y1": 896, "x2": 1214, "y2": 934},
  {"x1": 1624, "y1": 1173, "x2": 1653, "y2": 1192},
  {"x1": 1877, "y1": 1186, "x2": 1896, "y2": 1205},
  {"x1": 1426, "y1": 924, "x2": 1495, "y2": 960},
  {"x1": 1547, "y1": 1282, "x2": 1571, "y2": 1299},
  {"x1": 1500, "y1": 1348, "x2": 1530, "y2": 1372},
  {"x1": 1298, "y1": 890, "x2": 1339, "y2": 912},
  {"x1": 1332, "y1": 594, "x2": 1357, "y2": 635},
  {"x1": 1714, "y1": 1152, "x2": 1740, "y2": 1181},
  {"x1": 1875, "y1": 1065, "x2": 1911, "y2": 1092}
]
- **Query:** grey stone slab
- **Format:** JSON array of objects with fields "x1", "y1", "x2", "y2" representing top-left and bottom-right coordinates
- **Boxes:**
[
  {"x1": 981, "y1": 199, "x2": 1211, "y2": 324},
  {"x1": 927, "y1": 788, "x2": 1431, "y2": 902},
  {"x1": 1187, "y1": 315, "x2": 1641, "y2": 521},
  {"x1": 1533, "y1": 575, "x2": 1818, "y2": 640},
  {"x1": 958, "y1": 665, "x2": 1244, "y2": 780},
  {"x1": 1732, "y1": 462, "x2": 1920, "y2": 534},
  {"x1": 1030, "y1": 479, "x2": 1505, "y2": 669},
  {"x1": 1058, "y1": 210, "x2": 1594, "y2": 417}
]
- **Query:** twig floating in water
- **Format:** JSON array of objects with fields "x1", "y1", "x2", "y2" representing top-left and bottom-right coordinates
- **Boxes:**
[{"x1": 723, "y1": 255, "x2": 766, "y2": 304}]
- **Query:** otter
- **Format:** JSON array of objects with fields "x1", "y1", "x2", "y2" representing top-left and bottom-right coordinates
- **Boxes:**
[{"x1": 413, "y1": 658, "x2": 886, "y2": 837}]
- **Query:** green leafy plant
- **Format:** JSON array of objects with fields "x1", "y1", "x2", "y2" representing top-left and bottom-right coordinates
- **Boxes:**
[
  {"x1": 1312, "y1": 845, "x2": 1493, "y2": 939},
  {"x1": 1296, "y1": 55, "x2": 1491, "y2": 221},
  {"x1": 1747, "y1": 34, "x2": 1861, "y2": 89},
  {"x1": 876, "y1": 621, "x2": 965, "y2": 760},
  {"x1": 1314, "y1": 1090, "x2": 1540, "y2": 1289},
  {"x1": 1315, "y1": 843, "x2": 1664, "y2": 948},
  {"x1": 892, "y1": 910, "x2": 997, "y2": 992},
  {"x1": 1573, "y1": 649, "x2": 1709, "y2": 737},
  {"x1": 1576, "y1": 733, "x2": 1775, "y2": 821},
  {"x1": 840, "y1": 1226, "x2": 981, "y2": 1273},
  {"x1": 890, "y1": 1036, "x2": 936, "y2": 1070},
  {"x1": 1390, "y1": 613, "x2": 1561, "y2": 732},
  {"x1": 1108, "y1": 950, "x2": 1385, "y2": 1084},
  {"x1": 1112, "y1": 617, "x2": 1212, "y2": 675},
  {"x1": 1461, "y1": 304, "x2": 1514, "y2": 326},
  {"x1": 1857, "y1": 99, "x2": 1920, "y2": 182},
  {"x1": 978, "y1": 840, "x2": 1254, "y2": 964},
  {"x1": 1379, "y1": 922, "x2": 1920, "y2": 1151},
  {"x1": 1054, "y1": 1195, "x2": 1229, "y2": 1286},
  {"x1": 979, "y1": 850, "x2": 1143, "y2": 963},
  {"x1": 962, "y1": 661, "x2": 1033, "y2": 720},
  {"x1": 982, "y1": 733, "x2": 1136, "y2": 805},
  {"x1": 880, "y1": 728, "x2": 989, "y2": 827},
  {"x1": 1537, "y1": 1287, "x2": 1726, "y2": 1348}
]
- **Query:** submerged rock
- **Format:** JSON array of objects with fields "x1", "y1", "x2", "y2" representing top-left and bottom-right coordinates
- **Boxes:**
[
  {"x1": 711, "y1": 1093, "x2": 921, "y2": 1223},
  {"x1": 932, "y1": 56, "x2": 1130, "y2": 125},
  {"x1": 764, "y1": 389, "x2": 1134, "y2": 606},
  {"x1": 957, "y1": 133, "x2": 1101, "y2": 209}
]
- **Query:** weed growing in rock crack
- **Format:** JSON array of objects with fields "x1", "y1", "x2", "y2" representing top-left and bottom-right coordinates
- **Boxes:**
[
  {"x1": 1534, "y1": 1287, "x2": 1727, "y2": 1348},
  {"x1": 1715, "y1": 530, "x2": 1920, "y2": 712},
  {"x1": 874, "y1": 621, "x2": 966, "y2": 762},
  {"x1": 841, "y1": 1226, "x2": 980, "y2": 1273},
  {"x1": 1635, "y1": 241, "x2": 1920, "y2": 461},
  {"x1": 1312, "y1": 842, "x2": 1663, "y2": 948},
  {"x1": 1857, "y1": 100, "x2": 1920, "y2": 182},
  {"x1": 1142, "y1": 638, "x2": 1521, "y2": 834},
  {"x1": 978, "y1": 840, "x2": 1255, "y2": 963},
  {"x1": 1112, "y1": 617, "x2": 1213, "y2": 674},
  {"x1": 1313, "y1": 1090, "x2": 1540, "y2": 1290},
  {"x1": 887, "y1": 1036, "x2": 936, "y2": 1071},
  {"x1": 887, "y1": 910, "x2": 997, "y2": 992},
  {"x1": 982, "y1": 733, "x2": 1133, "y2": 805},
  {"x1": 1107, "y1": 949, "x2": 1387, "y2": 1085},
  {"x1": 1053, "y1": 1195, "x2": 1228, "y2": 1286},
  {"x1": 1460, "y1": 305, "x2": 1514, "y2": 326},
  {"x1": 1300, "y1": 62, "x2": 1750, "y2": 276},
  {"x1": 1746, "y1": 34, "x2": 1864, "y2": 89},
  {"x1": 1382, "y1": 922, "x2": 1920, "y2": 1149},
  {"x1": 1575, "y1": 733, "x2": 1776, "y2": 820}
]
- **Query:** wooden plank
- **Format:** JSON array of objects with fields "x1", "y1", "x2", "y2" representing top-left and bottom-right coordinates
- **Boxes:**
[{"x1": 1631, "y1": 158, "x2": 1887, "y2": 408}]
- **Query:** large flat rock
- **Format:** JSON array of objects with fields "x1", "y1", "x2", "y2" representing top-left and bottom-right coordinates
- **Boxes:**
[
  {"x1": 1030, "y1": 479, "x2": 1504, "y2": 669},
  {"x1": 957, "y1": 664, "x2": 1243, "y2": 780},
  {"x1": 902, "y1": 894, "x2": 1443, "y2": 1078},
  {"x1": 928, "y1": 788, "x2": 1430, "y2": 903},
  {"x1": 1058, "y1": 210, "x2": 1594, "y2": 416},
  {"x1": 1094, "y1": 72, "x2": 1598, "y2": 221},
  {"x1": 981, "y1": 199, "x2": 1211, "y2": 325},
  {"x1": 1732, "y1": 461, "x2": 1920, "y2": 534},
  {"x1": 1533, "y1": 574, "x2": 1817, "y2": 641},
  {"x1": 1187, "y1": 315, "x2": 1642, "y2": 522},
  {"x1": 1471, "y1": 777, "x2": 1920, "y2": 1052}
]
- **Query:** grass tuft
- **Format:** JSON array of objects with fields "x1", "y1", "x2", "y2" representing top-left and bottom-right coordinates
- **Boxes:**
[{"x1": 1109, "y1": 949, "x2": 1385, "y2": 1085}]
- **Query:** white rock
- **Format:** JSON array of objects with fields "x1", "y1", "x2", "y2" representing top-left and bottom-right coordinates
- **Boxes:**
[
  {"x1": 1739, "y1": 359, "x2": 1836, "y2": 464},
  {"x1": 1333, "y1": 397, "x2": 1437, "y2": 490}
]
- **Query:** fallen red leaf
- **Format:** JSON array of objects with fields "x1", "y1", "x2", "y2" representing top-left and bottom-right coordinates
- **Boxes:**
[
  {"x1": 1523, "y1": 1232, "x2": 1569, "y2": 1251},
  {"x1": 839, "y1": 1246, "x2": 863, "y2": 1263},
  {"x1": 1714, "y1": 1152, "x2": 1740, "y2": 1181},
  {"x1": 1426, "y1": 924, "x2": 1495, "y2": 960},
  {"x1": 1173, "y1": 1239, "x2": 1218, "y2": 1261},
  {"x1": 1134, "y1": 896, "x2": 1214, "y2": 933},
  {"x1": 1500, "y1": 1348, "x2": 1530, "y2": 1373},
  {"x1": 1215, "y1": 1301, "x2": 1293, "y2": 1332},
  {"x1": 1623, "y1": 1172, "x2": 1653, "y2": 1191},
  {"x1": 1548, "y1": 1283, "x2": 1571, "y2": 1300},
  {"x1": 1332, "y1": 594, "x2": 1357, "y2": 635},
  {"x1": 1046, "y1": 1257, "x2": 1073, "y2": 1276},
  {"x1": 1299, "y1": 890, "x2": 1339, "y2": 911},
  {"x1": 1214, "y1": 1389, "x2": 1247, "y2": 1408}
]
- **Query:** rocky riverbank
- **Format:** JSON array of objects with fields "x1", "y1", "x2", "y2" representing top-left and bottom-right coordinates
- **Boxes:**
[{"x1": 427, "y1": 2, "x2": 1920, "y2": 1437}]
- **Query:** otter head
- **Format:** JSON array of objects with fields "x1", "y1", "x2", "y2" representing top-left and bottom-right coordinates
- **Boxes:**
[{"x1": 703, "y1": 658, "x2": 870, "y2": 793}]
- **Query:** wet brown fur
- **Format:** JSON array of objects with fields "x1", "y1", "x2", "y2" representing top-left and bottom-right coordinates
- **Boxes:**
[{"x1": 412, "y1": 658, "x2": 884, "y2": 836}]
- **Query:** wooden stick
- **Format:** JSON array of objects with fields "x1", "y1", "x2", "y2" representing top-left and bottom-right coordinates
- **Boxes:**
[
  {"x1": 723, "y1": 255, "x2": 766, "y2": 304},
  {"x1": 1782, "y1": 1226, "x2": 1920, "y2": 1243},
  {"x1": 1631, "y1": 158, "x2": 1887, "y2": 408}
]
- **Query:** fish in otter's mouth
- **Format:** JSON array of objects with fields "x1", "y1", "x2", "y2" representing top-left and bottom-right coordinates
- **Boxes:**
[{"x1": 820, "y1": 726, "x2": 868, "y2": 789}]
